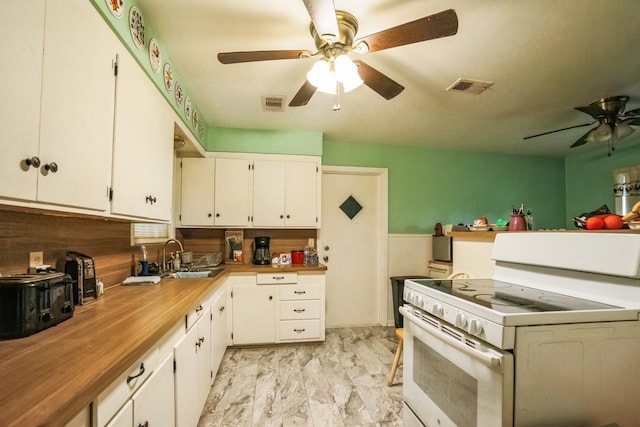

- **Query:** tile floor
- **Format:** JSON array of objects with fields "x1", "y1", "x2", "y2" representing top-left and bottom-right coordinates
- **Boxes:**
[{"x1": 198, "y1": 326, "x2": 404, "y2": 427}]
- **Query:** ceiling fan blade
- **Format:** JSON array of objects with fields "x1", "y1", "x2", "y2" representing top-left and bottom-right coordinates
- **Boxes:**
[
  {"x1": 303, "y1": 0, "x2": 339, "y2": 42},
  {"x1": 357, "y1": 9, "x2": 458, "y2": 53},
  {"x1": 522, "y1": 122, "x2": 594, "y2": 140},
  {"x1": 624, "y1": 117, "x2": 640, "y2": 126},
  {"x1": 218, "y1": 50, "x2": 311, "y2": 64},
  {"x1": 574, "y1": 104, "x2": 607, "y2": 119},
  {"x1": 353, "y1": 60, "x2": 404, "y2": 100},
  {"x1": 289, "y1": 80, "x2": 317, "y2": 107},
  {"x1": 570, "y1": 128, "x2": 594, "y2": 148},
  {"x1": 624, "y1": 107, "x2": 640, "y2": 116}
]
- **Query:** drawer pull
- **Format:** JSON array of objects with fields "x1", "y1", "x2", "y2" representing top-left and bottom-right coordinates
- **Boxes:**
[
  {"x1": 293, "y1": 309, "x2": 306, "y2": 313},
  {"x1": 126, "y1": 363, "x2": 145, "y2": 385},
  {"x1": 137, "y1": 422, "x2": 149, "y2": 427},
  {"x1": 293, "y1": 328, "x2": 306, "y2": 333},
  {"x1": 273, "y1": 276, "x2": 285, "y2": 280},
  {"x1": 294, "y1": 290, "x2": 306, "y2": 295},
  {"x1": 196, "y1": 305, "x2": 204, "y2": 313}
]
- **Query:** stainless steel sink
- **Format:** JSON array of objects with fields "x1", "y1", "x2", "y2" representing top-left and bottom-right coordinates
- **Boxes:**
[{"x1": 163, "y1": 266, "x2": 225, "y2": 279}]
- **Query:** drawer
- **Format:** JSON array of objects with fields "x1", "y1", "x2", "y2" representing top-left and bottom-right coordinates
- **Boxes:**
[
  {"x1": 280, "y1": 300, "x2": 321, "y2": 320},
  {"x1": 186, "y1": 303, "x2": 207, "y2": 331},
  {"x1": 279, "y1": 283, "x2": 320, "y2": 300},
  {"x1": 279, "y1": 320, "x2": 321, "y2": 341},
  {"x1": 95, "y1": 346, "x2": 160, "y2": 427},
  {"x1": 257, "y1": 272, "x2": 297, "y2": 284}
]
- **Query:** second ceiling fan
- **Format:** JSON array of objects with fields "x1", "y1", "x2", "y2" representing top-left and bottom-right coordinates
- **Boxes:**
[{"x1": 217, "y1": 0, "x2": 459, "y2": 107}]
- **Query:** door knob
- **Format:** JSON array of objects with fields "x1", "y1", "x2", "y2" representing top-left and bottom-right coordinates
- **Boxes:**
[
  {"x1": 324, "y1": 246, "x2": 330, "y2": 251},
  {"x1": 323, "y1": 256, "x2": 329, "y2": 262}
]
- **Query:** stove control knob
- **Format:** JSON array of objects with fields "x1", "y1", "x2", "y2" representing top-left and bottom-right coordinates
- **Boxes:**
[
  {"x1": 455, "y1": 313, "x2": 467, "y2": 328},
  {"x1": 414, "y1": 295, "x2": 424, "y2": 307},
  {"x1": 432, "y1": 304, "x2": 444, "y2": 317},
  {"x1": 404, "y1": 291, "x2": 413, "y2": 303},
  {"x1": 468, "y1": 319, "x2": 483, "y2": 336}
]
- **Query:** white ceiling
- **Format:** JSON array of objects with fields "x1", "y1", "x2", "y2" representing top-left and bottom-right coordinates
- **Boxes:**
[{"x1": 135, "y1": 0, "x2": 640, "y2": 157}]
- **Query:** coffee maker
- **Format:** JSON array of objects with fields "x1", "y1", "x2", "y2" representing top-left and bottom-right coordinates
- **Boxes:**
[{"x1": 253, "y1": 237, "x2": 271, "y2": 265}]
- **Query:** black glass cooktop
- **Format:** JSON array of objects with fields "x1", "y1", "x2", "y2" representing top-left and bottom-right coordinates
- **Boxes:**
[{"x1": 411, "y1": 278, "x2": 620, "y2": 313}]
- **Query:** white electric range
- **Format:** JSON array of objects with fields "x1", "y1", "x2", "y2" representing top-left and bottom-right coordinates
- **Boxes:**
[{"x1": 401, "y1": 232, "x2": 640, "y2": 427}]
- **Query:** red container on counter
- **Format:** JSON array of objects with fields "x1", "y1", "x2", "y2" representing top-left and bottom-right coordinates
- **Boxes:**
[{"x1": 291, "y1": 250, "x2": 304, "y2": 264}]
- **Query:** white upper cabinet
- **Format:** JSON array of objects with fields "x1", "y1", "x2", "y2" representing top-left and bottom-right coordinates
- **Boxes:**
[
  {"x1": 252, "y1": 159, "x2": 320, "y2": 228},
  {"x1": 110, "y1": 50, "x2": 174, "y2": 222},
  {"x1": 1, "y1": 0, "x2": 118, "y2": 212},
  {"x1": 180, "y1": 157, "x2": 251, "y2": 227}
]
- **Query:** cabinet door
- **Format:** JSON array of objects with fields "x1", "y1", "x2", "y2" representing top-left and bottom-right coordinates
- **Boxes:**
[
  {"x1": 111, "y1": 50, "x2": 174, "y2": 221},
  {"x1": 0, "y1": 0, "x2": 44, "y2": 201},
  {"x1": 174, "y1": 324, "x2": 200, "y2": 427},
  {"x1": 252, "y1": 160, "x2": 286, "y2": 227},
  {"x1": 232, "y1": 283, "x2": 276, "y2": 345},
  {"x1": 214, "y1": 158, "x2": 251, "y2": 227},
  {"x1": 285, "y1": 161, "x2": 318, "y2": 227},
  {"x1": 105, "y1": 400, "x2": 132, "y2": 427},
  {"x1": 132, "y1": 353, "x2": 175, "y2": 427},
  {"x1": 180, "y1": 158, "x2": 215, "y2": 226},
  {"x1": 196, "y1": 309, "x2": 212, "y2": 411},
  {"x1": 210, "y1": 291, "x2": 228, "y2": 378},
  {"x1": 37, "y1": 0, "x2": 118, "y2": 211}
]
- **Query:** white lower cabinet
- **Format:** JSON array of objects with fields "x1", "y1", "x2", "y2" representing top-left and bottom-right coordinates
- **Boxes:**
[
  {"x1": 174, "y1": 304, "x2": 212, "y2": 427},
  {"x1": 231, "y1": 275, "x2": 276, "y2": 345},
  {"x1": 106, "y1": 353, "x2": 175, "y2": 427},
  {"x1": 210, "y1": 287, "x2": 229, "y2": 378},
  {"x1": 231, "y1": 273, "x2": 325, "y2": 345}
]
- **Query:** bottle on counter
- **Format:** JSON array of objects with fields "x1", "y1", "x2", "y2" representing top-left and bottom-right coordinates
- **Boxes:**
[{"x1": 139, "y1": 245, "x2": 149, "y2": 276}]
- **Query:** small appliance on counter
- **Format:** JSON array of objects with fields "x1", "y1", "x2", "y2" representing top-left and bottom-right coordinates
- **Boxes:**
[
  {"x1": 65, "y1": 251, "x2": 98, "y2": 305},
  {"x1": 0, "y1": 272, "x2": 74, "y2": 340},
  {"x1": 253, "y1": 236, "x2": 271, "y2": 265}
]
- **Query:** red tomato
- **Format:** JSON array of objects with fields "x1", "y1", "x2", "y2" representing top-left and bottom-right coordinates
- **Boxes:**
[
  {"x1": 585, "y1": 216, "x2": 604, "y2": 230},
  {"x1": 603, "y1": 214, "x2": 623, "y2": 229}
]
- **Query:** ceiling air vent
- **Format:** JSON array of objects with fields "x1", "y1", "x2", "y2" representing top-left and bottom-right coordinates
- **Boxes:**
[
  {"x1": 262, "y1": 95, "x2": 286, "y2": 112},
  {"x1": 446, "y1": 78, "x2": 494, "y2": 95}
]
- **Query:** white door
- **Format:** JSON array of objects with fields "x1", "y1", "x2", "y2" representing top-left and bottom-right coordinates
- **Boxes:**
[{"x1": 319, "y1": 167, "x2": 388, "y2": 327}]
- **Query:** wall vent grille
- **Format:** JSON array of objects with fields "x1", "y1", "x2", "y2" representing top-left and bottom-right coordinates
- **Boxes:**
[
  {"x1": 262, "y1": 95, "x2": 286, "y2": 112},
  {"x1": 446, "y1": 78, "x2": 494, "y2": 95}
]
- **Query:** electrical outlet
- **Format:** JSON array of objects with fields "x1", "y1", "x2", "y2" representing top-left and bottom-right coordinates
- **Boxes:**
[
  {"x1": 29, "y1": 251, "x2": 43, "y2": 268},
  {"x1": 307, "y1": 238, "x2": 315, "y2": 249}
]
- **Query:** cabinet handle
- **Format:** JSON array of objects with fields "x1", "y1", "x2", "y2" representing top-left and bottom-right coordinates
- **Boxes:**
[
  {"x1": 294, "y1": 290, "x2": 306, "y2": 295},
  {"x1": 293, "y1": 308, "x2": 306, "y2": 313},
  {"x1": 199, "y1": 336, "x2": 205, "y2": 344},
  {"x1": 293, "y1": 328, "x2": 306, "y2": 333},
  {"x1": 44, "y1": 162, "x2": 58, "y2": 173},
  {"x1": 219, "y1": 306, "x2": 225, "y2": 313},
  {"x1": 137, "y1": 422, "x2": 149, "y2": 427},
  {"x1": 24, "y1": 156, "x2": 41, "y2": 168},
  {"x1": 126, "y1": 363, "x2": 145, "y2": 384},
  {"x1": 273, "y1": 276, "x2": 285, "y2": 280},
  {"x1": 145, "y1": 195, "x2": 157, "y2": 204}
]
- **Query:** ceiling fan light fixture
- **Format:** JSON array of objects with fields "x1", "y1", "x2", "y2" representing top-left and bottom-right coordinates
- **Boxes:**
[
  {"x1": 334, "y1": 55, "x2": 363, "y2": 92},
  {"x1": 306, "y1": 59, "x2": 337, "y2": 94},
  {"x1": 614, "y1": 121, "x2": 635, "y2": 140},
  {"x1": 592, "y1": 122, "x2": 613, "y2": 143}
]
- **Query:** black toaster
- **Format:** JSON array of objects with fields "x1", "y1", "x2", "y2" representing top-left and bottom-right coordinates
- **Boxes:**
[{"x1": 0, "y1": 272, "x2": 74, "y2": 340}]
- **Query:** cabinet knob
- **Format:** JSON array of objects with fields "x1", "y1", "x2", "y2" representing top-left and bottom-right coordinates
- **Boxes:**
[
  {"x1": 324, "y1": 246, "x2": 330, "y2": 251},
  {"x1": 269, "y1": 295, "x2": 273, "y2": 301},
  {"x1": 286, "y1": 214, "x2": 290, "y2": 219},
  {"x1": 216, "y1": 213, "x2": 220, "y2": 217},
  {"x1": 44, "y1": 162, "x2": 58, "y2": 173},
  {"x1": 24, "y1": 156, "x2": 41, "y2": 168},
  {"x1": 208, "y1": 213, "x2": 212, "y2": 217},
  {"x1": 280, "y1": 214, "x2": 284, "y2": 219}
]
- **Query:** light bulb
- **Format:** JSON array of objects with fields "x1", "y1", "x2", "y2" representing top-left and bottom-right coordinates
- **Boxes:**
[{"x1": 593, "y1": 122, "x2": 612, "y2": 142}]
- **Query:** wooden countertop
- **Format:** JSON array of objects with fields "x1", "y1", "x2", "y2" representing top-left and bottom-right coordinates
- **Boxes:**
[{"x1": 0, "y1": 264, "x2": 326, "y2": 426}]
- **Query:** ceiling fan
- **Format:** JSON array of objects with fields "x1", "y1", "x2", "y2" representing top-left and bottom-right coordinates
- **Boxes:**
[
  {"x1": 523, "y1": 95, "x2": 640, "y2": 152},
  {"x1": 217, "y1": 0, "x2": 458, "y2": 107}
]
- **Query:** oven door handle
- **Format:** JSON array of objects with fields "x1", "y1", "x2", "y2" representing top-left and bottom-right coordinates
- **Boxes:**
[{"x1": 400, "y1": 306, "x2": 504, "y2": 370}]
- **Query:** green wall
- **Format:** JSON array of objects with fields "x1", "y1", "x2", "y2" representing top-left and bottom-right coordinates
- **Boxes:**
[
  {"x1": 323, "y1": 141, "x2": 566, "y2": 233},
  {"x1": 565, "y1": 141, "x2": 640, "y2": 228},
  {"x1": 207, "y1": 127, "x2": 322, "y2": 155}
]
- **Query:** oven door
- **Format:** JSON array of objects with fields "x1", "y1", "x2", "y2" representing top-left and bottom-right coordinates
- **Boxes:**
[{"x1": 400, "y1": 306, "x2": 514, "y2": 427}]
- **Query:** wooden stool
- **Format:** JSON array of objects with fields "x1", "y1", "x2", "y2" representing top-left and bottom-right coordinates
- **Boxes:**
[{"x1": 388, "y1": 328, "x2": 404, "y2": 386}]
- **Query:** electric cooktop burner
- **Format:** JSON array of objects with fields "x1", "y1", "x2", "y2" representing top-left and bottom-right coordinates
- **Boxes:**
[{"x1": 412, "y1": 278, "x2": 620, "y2": 314}]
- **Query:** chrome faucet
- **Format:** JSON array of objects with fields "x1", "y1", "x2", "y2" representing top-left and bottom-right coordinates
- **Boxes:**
[{"x1": 162, "y1": 238, "x2": 184, "y2": 272}]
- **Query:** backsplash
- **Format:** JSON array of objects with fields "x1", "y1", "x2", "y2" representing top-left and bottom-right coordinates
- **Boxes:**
[{"x1": 0, "y1": 206, "x2": 317, "y2": 288}]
